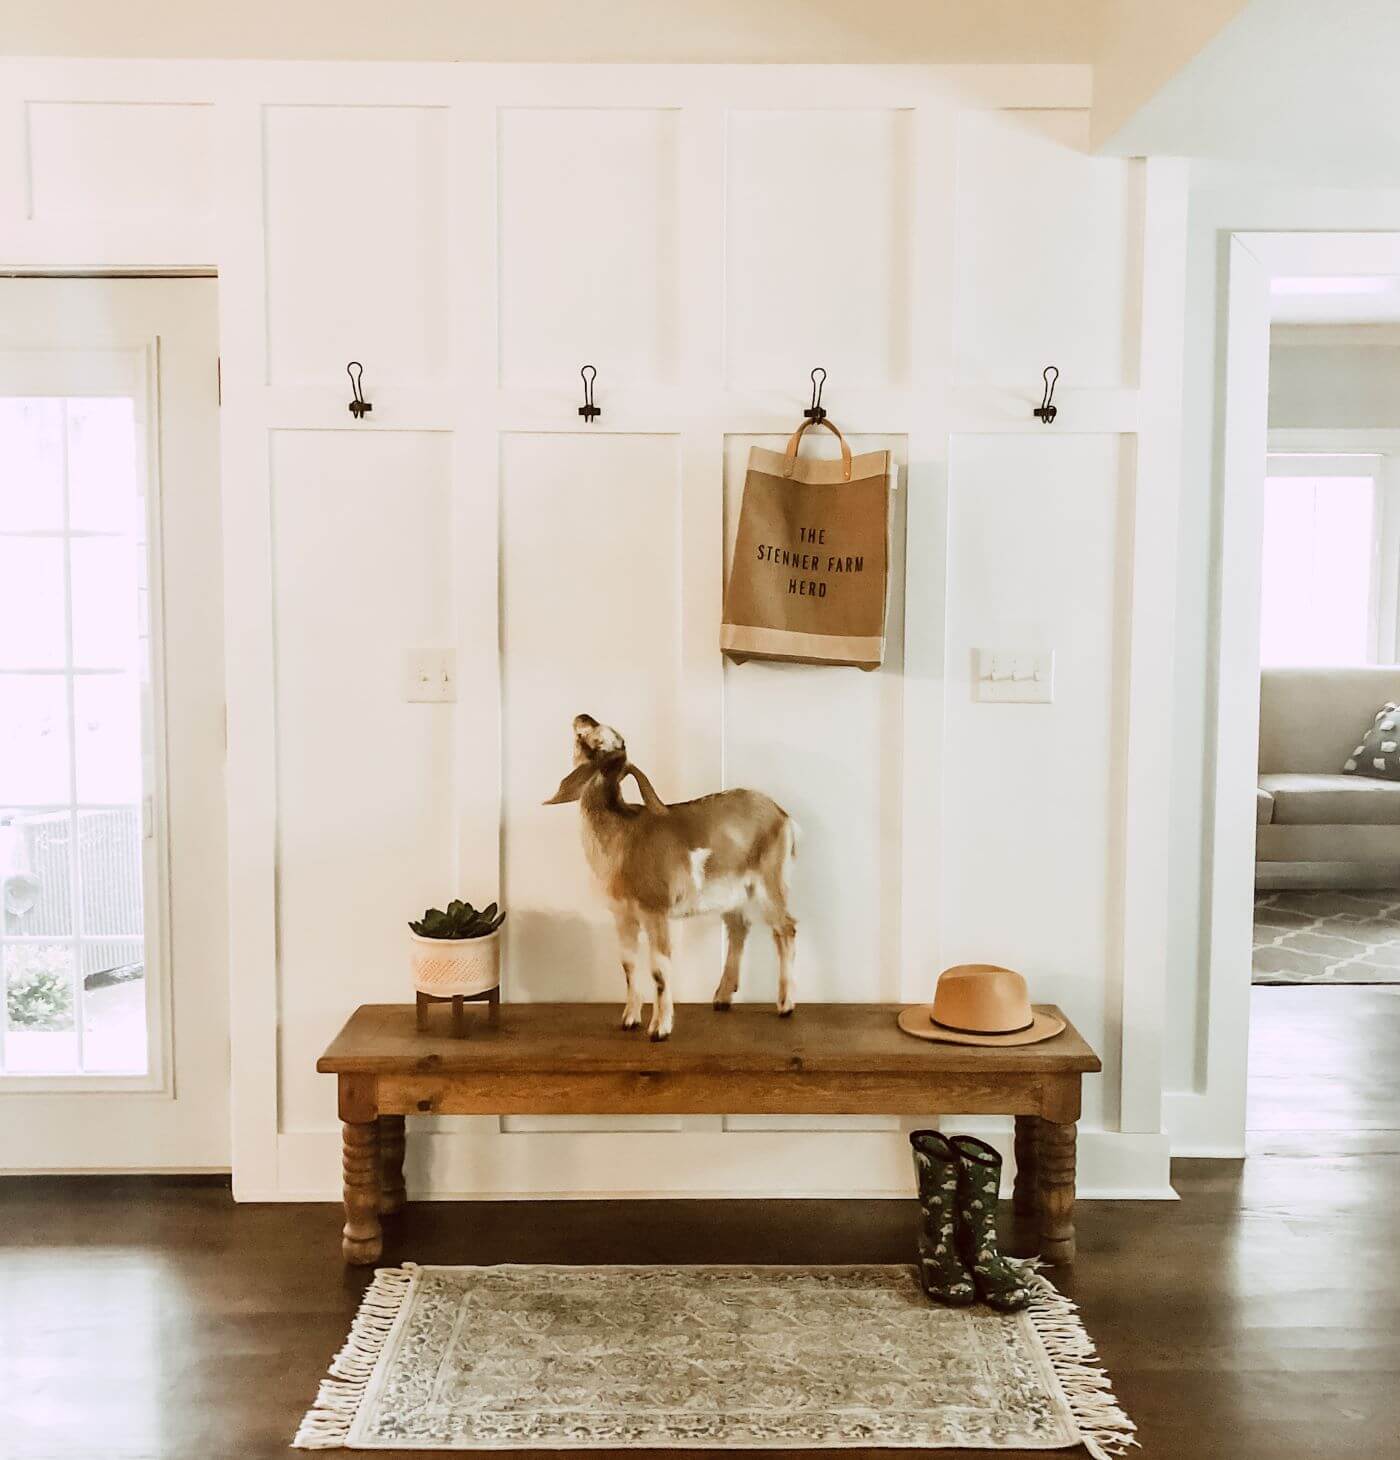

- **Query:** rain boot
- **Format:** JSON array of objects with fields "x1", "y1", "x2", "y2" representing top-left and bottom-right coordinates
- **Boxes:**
[
  {"x1": 949, "y1": 1134, "x2": 1033, "y2": 1313},
  {"x1": 908, "y1": 1130, "x2": 976, "y2": 1306}
]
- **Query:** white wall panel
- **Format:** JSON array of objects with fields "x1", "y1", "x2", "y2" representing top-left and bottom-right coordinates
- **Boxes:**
[
  {"x1": 272, "y1": 430, "x2": 454, "y2": 1131},
  {"x1": 720, "y1": 433, "x2": 907, "y2": 1007},
  {"x1": 0, "y1": 60, "x2": 1179, "y2": 1197},
  {"x1": 499, "y1": 109, "x2": 679, "y2": 388},
  {"x1": 726, "y1": 110, "x2": 912, "y2": 387},
  {"x1": 263, "y1": 105, "x2": 449, "y2": 386},
  {"x1": 500, "y1": 433, "x2": 697, "y2": 1006},
  {"x1": 942, "y1": 433, "x2": 1131, "y2": 1129},
  {"x1": 26, "y1": 102, "x2": 214, "y2": 222},
  {"x1": 954, "y1": 110, "x2": 1142, "y2": 388}
]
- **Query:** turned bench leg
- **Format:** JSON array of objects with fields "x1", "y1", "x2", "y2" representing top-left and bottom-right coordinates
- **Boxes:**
[
  {"x1": 1037, "y1": 1117, "x2": 1077, "y2": 1265},
  {"x1": 1012, "y1": 1114, "x2": 1040, "y2": 1221},
  {"x1": 378, "y1": 1114, "x2": 406, "y2": 1216},
  {"x1": 339, "y1": 1072, "x2": 385, "y2": 1266},
  {"x1": 342, "y1": 1119, "x2": 383, "y2": 1265}
]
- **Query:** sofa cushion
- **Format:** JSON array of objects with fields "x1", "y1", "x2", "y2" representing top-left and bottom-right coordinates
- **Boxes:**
[
  {"x1": 1342, "y1": 702, "x2": 1400, "y2": 780},
  {"x1": 1258, "y1": 772, "x2": 1400, "y2": 826},
  {"x1": 1257, "y1": 786, "x2": 1275, "y2": 825}
]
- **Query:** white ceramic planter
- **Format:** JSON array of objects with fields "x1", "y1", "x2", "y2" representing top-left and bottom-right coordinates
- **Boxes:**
[{"x1": 409, "y1": 928, "x2": 501, "y2": 998}]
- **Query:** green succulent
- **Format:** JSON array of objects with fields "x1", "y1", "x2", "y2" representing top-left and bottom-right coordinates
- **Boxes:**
[{"x1": 409, "y1": 899, "x2": 505, "y2": 941}]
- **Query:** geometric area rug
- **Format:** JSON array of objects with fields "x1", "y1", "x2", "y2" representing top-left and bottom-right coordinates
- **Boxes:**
[
  {"x1": 294, "y1": 1264, "x2": 1135, "y2": 1455},
  {"x1": 1254, "y1": 889, "x2": 1400, "y2": 984}
]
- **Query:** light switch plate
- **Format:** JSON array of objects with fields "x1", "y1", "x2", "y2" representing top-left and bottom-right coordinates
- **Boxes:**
[
  {"x1": 402, "y1": 647, "x2": 456, "y2": 703},
  {"x1": 975, "y1": 648, "x2": 1054, "y2": 703}
]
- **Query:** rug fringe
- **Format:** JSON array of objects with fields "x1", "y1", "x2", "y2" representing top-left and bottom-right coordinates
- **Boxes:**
[
  {"x1": 292, "y1": 1263, "x2": 417, "y2": 1449},
  {"x1": 1023, "y1": 1271, "x2": 1138, "y2": 1460}
]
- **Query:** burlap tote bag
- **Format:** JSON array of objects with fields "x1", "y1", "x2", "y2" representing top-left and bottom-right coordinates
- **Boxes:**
[{"x1": 722, "y1": 418, "x2": 894, "y2": 669}]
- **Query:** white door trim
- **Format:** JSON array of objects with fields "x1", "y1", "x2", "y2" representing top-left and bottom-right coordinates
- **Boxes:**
[
  {"x1": 1172, "y1": 230, "x2": 1400, "y2": 1157},
  {"x1": 0, "y1": 276, "x2": 228, "y2": 1168}
]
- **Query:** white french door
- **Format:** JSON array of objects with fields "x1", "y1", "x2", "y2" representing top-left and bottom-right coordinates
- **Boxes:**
[{"x1": 0, "y1": 278, "x2": 228, "y2": 1170}]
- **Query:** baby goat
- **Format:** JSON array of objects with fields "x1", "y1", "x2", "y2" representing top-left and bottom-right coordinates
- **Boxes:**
[{"x1": 545, "y1": 714, "x2": 797, "y2": 1040}]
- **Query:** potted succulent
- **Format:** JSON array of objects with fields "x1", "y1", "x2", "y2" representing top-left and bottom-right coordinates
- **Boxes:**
[{"x1": 408, "y1": 899, "x2": 505, "y2": 1000}]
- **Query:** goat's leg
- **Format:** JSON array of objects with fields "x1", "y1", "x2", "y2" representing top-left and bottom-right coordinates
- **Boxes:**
[
  {"x1": 758, "y1": 820, "x2": 798, "y2": 1016},
  {"x1": 613, "y1": 905, "x2": 644, "y2": 1031},
  {"x1": 714, "y1": 912, "x2": 749, "y2": 1010},
  {"x1": 641, "y1": 913, "x2": 675, "y2": 1042},
  {"x1": 772, "y1": 913, "x2": 797, "y2": 1015}
]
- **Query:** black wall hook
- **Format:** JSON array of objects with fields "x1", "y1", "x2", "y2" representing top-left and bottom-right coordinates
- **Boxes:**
[
  {"x1": 347, "y1": 361, "x2": 372, "y2": 419},
  {"x1": 578, "y1": 365, "x2": 601, "y2": 422},
  {"x1": 803, "y1": 366, "x2": 828, "y2": 422},
  {"x1": 1033, "y1": 365, "x2": 1059, "y2": 424}
]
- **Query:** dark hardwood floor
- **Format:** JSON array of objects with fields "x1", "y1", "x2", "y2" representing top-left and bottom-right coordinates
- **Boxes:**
[{"x1": 2, "y1": 985, "x2": 1397, "y2": 1460}]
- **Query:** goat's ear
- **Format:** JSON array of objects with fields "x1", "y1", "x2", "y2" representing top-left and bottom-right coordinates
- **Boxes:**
[
  {"x1": 624, "y1": 762, "x2": 668, "y2": 814},
  {"x1": 544, "y1": 763, "x2": 597, "y2": 805}
]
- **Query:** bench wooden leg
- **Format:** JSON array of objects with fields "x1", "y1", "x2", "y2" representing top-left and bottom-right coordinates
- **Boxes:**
[
  {"x1": 342, "y1": 1119, "x2": 383, "y2": 1266},
  {"x1": 1037, "y1": 1117, "x2": 1077, "y2": 1264},
  {"x1": 1012, "y1": 1114, "x2": 1040, "y2": 1220},
  {"x1": 378, "y1": 1114, "x2": 406, "y2": 1216}
]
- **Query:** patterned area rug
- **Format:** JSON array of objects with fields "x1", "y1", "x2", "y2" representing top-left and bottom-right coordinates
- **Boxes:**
[
  {"x1": 1254, "y1": 890, "x2": 1400, "y2": 984},
  {"x1": 294, "y1": 1264, "x2": 1133, "y2": 1454}
]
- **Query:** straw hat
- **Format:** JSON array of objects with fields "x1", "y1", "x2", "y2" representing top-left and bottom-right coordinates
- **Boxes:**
[{"x1": 897, "y1": 964, "x2": 1065, "y2": 1047}]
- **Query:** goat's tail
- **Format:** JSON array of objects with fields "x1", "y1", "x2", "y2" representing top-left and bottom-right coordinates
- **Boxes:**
[{"x1": 779, "y1": 814, "x2": 799, "y2": 899}]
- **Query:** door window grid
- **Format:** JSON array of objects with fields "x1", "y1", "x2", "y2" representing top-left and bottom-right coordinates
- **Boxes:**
[{"x1": 0, "y1": 397, "x2": 150, "y2": 1076}]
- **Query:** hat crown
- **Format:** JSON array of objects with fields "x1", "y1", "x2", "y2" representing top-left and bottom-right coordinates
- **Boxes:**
[{"x1": 930, "y1": 964, "x2": 1033, "y2": 1035}]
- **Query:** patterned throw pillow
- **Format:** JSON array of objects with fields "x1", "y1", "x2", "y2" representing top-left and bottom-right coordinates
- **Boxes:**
[{"x1": 1343, "y1": 702, "x2": 1400, "y2": 780}]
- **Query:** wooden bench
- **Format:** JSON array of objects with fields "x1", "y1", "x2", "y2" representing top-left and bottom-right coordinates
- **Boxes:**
[{"x1": 317, "y1": 1002, "x2": 1101, "y2": 1267}]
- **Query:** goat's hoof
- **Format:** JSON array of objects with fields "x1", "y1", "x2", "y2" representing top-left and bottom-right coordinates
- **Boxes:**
[
  {"x1": 778, "y1": 1006, "x2": 795, "y2": 1018},
  {"x1": 622, "y1": 1019, "x2": 641, "y2": 1031},
  {"x1": 712, "y1": 1000, "x2": 732, "y2": 1012},
  {"x1": 650, "y1": 1030, "x2": 670, "y2": 1042}
]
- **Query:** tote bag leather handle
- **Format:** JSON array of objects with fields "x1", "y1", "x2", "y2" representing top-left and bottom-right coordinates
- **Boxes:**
[{"x1": 783, "y1": 417, "x2": 853, "y2": 482}]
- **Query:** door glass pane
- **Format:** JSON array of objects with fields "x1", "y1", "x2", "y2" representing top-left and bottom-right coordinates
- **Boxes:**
[
  {"x1": 82, "y1": 938, "x2": 145, "y2": 1074},
  {"x1": 71, "y1": 537, "x2": 141, "y2": 671},
  {"x1": 0, "y1": 675, "x2": 70, "y2": 804},
  {"x1": 0, "y1": 398, "x2": 64, "y2": 531},
  {"x1": 3, "y1": 942, "x2": 78, "y2": 1074},
  {"x1": 78, "y1": 809, "x2": 143, "y2": 936},
  {"x1": 0, "y1": 395, "x2": 149, "y2": 1076},
  {"x1": 1260, "y1": 475, "x2": 1376, "y2": 666},
  {"x1": 0, "y1": 537, "x2": 67, "y2": 667},
  {"x1": 1, "y1": 812, "x2": 73, "y2": 937},
  {"x1": 67, "y1": 398, "x2": 140, "y2": 534},
  {"x1": 75, "y1": 674, "x2": 143, "y2": 804}
]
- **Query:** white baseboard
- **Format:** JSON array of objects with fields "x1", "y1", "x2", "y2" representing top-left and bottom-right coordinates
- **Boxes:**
[
  {"x1": 1163, "y1": 1090, "x2": 1247, "y2": 1157},
  {"x1": 255, "y1": 1124, "x2": 1178, "y2": 1203}
]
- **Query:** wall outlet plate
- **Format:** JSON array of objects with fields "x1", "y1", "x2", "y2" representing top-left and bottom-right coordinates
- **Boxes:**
[
  {"x1": 402, "y1": 647, "x2": 456, "y2": 702},
  {"x1": 975, "y1": 648, "x2": 1054, "y2": 703}
]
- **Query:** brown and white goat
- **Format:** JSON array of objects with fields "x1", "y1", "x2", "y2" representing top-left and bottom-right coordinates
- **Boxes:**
[{"x1": 545, "y1": 714, "x2": 797, "y2": 1040}]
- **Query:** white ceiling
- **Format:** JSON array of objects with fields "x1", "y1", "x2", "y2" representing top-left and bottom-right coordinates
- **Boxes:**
[
  {"x1": 0, "y1": 0, "x2": 1102, "y2": 63},
  {"x1": 1102, "y1": 0, "x2": 1400, "y2": 183}
]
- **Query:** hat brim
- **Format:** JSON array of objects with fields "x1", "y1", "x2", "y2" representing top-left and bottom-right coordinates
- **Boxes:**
[{"x1": 896, "y1": 1005, "x2": 1066, "y2": 1047}]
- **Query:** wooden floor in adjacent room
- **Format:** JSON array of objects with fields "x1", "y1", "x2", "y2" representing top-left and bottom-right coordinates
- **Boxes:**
[{"x1": 3, "y1": 985, "x2": 1398, "y2": 1460}]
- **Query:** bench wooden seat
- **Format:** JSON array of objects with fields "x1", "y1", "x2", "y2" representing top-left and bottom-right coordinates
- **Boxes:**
[{"x1": 317, "y1": 1001, "x2": 1101, "y2": 1266}]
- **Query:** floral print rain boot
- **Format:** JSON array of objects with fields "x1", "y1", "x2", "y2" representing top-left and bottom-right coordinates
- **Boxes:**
[
  {"x1": 949, "y1": 1134, "x2": 1033, "y2": 1313},
  {"x1": 908, "y1": 1130, "x2": 976, "y2": 1307}
]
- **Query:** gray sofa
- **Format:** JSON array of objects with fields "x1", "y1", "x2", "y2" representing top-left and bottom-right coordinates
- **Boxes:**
[{"x1": 1257, "y1": 666, "x2": 1400, "y2": 889}]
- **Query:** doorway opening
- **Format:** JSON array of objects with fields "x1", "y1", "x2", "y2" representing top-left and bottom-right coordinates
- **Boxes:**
[{"x1": 1207, "y1": 235, "x2": 1400, "y2": 1156}]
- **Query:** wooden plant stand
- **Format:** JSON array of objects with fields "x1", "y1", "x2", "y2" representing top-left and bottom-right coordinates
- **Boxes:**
[
  {"x1": 414, "y1": 986, "x2": 500, "y2": 1038},
  {"x1": 318, "y1": 1002, "x2": 1101, "y2": 1268}
]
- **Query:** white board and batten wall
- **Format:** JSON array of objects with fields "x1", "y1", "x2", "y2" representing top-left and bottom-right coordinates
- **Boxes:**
[{"x1": 0, "y1": 60, "x2": 1185, "y2": 1200}]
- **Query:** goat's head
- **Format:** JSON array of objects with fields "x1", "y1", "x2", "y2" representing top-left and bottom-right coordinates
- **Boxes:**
[{"x1": 544, "y1": 713, "x2": 627, "y2": 804}]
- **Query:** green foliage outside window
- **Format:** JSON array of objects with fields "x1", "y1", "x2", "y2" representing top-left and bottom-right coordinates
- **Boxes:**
[{"x1": 4, "y1": 946, "x2": 75, "y2": 1030}]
